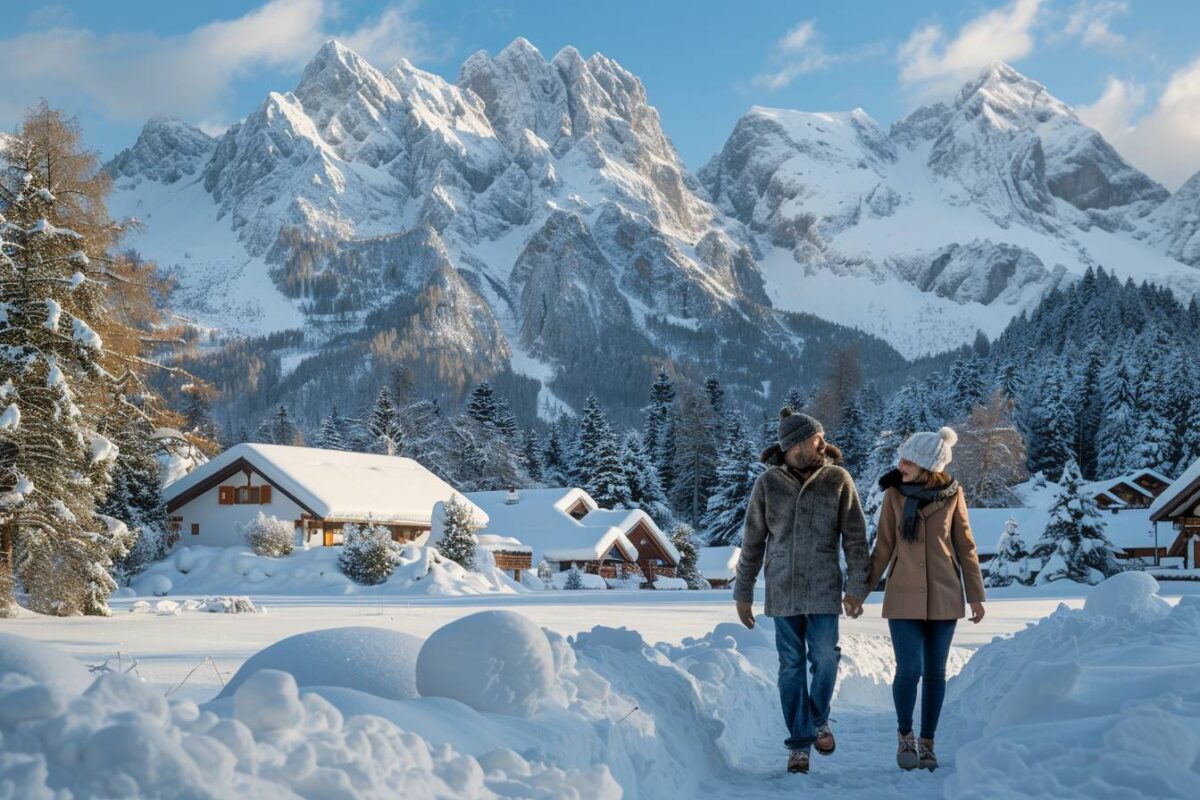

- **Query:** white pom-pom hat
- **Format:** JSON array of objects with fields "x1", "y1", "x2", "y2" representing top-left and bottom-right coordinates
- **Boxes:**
[{"x1": 898, "y1": 426, "x2": 958, "y2": 473}]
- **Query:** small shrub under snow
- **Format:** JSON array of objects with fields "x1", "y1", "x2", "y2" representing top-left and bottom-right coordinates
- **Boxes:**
[
  {"x1": 241, "y1": 512, "x2": 295, "y2": 557},
  {"x1": 337, "y1": 522, "x2": 396, "y2": 586}
]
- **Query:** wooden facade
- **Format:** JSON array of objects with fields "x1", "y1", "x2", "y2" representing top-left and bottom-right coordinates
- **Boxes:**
[
  {"x1": 1149, "y1": 461, "x2": 1200, "y2": 568},
  {"x1": 491, "y1": 550, "x2": 534, "y2": 582}
]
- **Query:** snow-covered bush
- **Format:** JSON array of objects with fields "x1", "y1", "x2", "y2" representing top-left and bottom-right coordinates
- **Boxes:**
[
  {"x1": 337, "y1": 522, "x2": 395, "y2": 586},
  {"x1": 112, "y1": 524, "x2": 172, "y2": 584},
  {"x1": 671, "y1": 523, "x2": 705, "y2": 589},
  {"x1": 984, "y1": 517, "x2": 1031, "y2": 588},
  {"x1": 241, "y1": 512, "x2": 295, "y2": 557},
  {"x1": 536, "y1": 558, "x2": 555, "y2": 589},
  {"x1": 1032, "y1": 460, "x2": 1123, "y2": 585}
]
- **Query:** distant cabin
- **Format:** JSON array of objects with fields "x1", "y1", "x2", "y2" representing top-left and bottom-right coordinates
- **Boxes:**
[
  {"x1": 1149, "y1": 459, "x2": 1200, "y2": 568},
  {"x1": 434, "y1": 487, "x2": 680, "y2": 585},
  {"x1": 163, "y1": 443, "x2": 487, "y2": 549},
  {"x1": 1082, "y1": 468, "x2": 1174, "y2": 510},
  {"x1": 697, "y1": 545, "x2": 741, "y2": 589}
]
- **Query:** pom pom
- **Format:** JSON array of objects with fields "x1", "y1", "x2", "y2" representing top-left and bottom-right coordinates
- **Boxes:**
[
  {"x1": 779, "y1": 407, "x2": 794, "y2": 419},
  {"x1": 938, "y1": 426, "x2": 958, "y2": 447}
]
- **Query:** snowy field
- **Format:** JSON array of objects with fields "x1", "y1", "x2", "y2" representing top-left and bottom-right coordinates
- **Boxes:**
[{"x1": 4, "y1": 576, "x2": 1200, "y2": 798}]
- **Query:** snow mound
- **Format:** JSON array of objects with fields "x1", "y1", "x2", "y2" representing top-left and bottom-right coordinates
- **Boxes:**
[
  {"x1": 1082, "y1": 570, "x2": 1171, "y2": 620},
  {"x1": 0, "y1": 633, "x2": 93, "y2": 695},
  {"x1": 131, "y1": 544, "x2": 524, "y2": 598},
  {"x1": 219, "y1": 626, "x2": 423, "y2": 703},
  {"x1": 941, "y1": 594, "x2": 1200, "y2": 798},
  {"x1": 0, "y1": 661, "x2": 620, "y2": 799},
  {"x1": 416, "y1": 610, "x2": 554, "y2": 717}
]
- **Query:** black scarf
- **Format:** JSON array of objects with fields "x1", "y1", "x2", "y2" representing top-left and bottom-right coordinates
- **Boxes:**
[{"x1": 879, "y1": 469, "x2": 960, "y2": 543}]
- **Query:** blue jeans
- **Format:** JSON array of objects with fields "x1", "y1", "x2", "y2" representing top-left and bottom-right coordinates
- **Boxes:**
[
  {"x1": 888, "y1": 618, "x2": 957, "y2": 739},
  {"x1": 774, "y1": 614, "x2": 840, "y2": 752}
]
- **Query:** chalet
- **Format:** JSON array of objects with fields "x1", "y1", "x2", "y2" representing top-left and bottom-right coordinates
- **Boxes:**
[
  {"x1": 697, "y1": 546, "x2": 741, "y2": 589},
  {"x1": 1083, "y1": 468, "x2": 1174, "y2": 510},
  {"x1": 1149, "y1": 459, "x2": 1200, "y2": 569},
  {"x1": 435, "y1": 488, "x2": 680, "y2": 585},
  {"x1": 163, "y1": 443, "x2": 486, "y2": 549}
]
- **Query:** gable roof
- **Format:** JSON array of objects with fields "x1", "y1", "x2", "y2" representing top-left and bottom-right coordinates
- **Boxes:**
[
  {"x1": 163, "y1": 443, "x2": 483, "y2": 526},
  {"x1": 1082, "y1": 468, "x2": 1175, "y2": 507},
  {"x1": 1150, "y1": 458, "x2": 1200, "y2": 521},
  {"x1": 452, "y1": 487, "x2": 680, "y2": 565}
]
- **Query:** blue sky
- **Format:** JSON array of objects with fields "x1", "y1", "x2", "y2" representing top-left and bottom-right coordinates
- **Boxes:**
[{"x1": 4, "y1": 0, "x2": 1200, "y2": 188}]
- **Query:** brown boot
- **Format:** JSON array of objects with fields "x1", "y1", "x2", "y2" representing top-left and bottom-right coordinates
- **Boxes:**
[
  {"x1": 918, "y1": 737, "x2": 938, "y2": 771},
  {"x1": 814, "y1": 723, "x2": 836, "y2": 756},
  {"x1": 787, "y1": 749, "x2": 810, "y2": 774},
  {"x1": 896, "y1": 732, "x2": 918, "y2": 771}
]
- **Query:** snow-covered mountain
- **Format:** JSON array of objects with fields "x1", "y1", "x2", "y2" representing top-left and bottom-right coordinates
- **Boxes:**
[
  {"x1": 701, "y1": 62, "x2": 1200, "y2": 351},
  {"x1": 107, "y1": 45, "x2": 1200, "y2": 426}
]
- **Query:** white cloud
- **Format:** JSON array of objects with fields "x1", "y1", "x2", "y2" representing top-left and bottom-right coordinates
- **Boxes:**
[
  {"x1": 1080, "y1": 60, "x2": 1200, "y2": 191},
  {"x1": 752, "y1": 20, "x2": 831, "y2": 91},
  {"x1": 0, "y1": 0, "x2": 434, "y2": 131},
  {"x1": 1063, "y1": 1, "x2": 1128, "y2": 50},
  {"x1": 898, "y1": 0, "x2": 1043, "y2": 99}
]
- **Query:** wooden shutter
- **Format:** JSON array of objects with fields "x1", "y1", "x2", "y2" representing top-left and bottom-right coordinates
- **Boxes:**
[
  {"x1": 259, "y1": 485, "x2": 272, "y2": 504},
  {"x1": 219, "y1": 486, "x2": 233, "y2": 505}
]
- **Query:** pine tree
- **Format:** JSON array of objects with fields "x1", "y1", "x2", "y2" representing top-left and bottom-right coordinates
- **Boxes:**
[
  {"x1": 620, "y1": 430, "x2": 671, "y2": 525},
  {"x1": 985, "y1": 518, "x2": 1030, "y2": 588},
  {"x1": 269, "y1": 405, "x2": 301, "y2": 446},
  {"x1": 436, "y1": 495, "x2": 478, "y2": 570},
  {"x1": 0, "y1": 104, "x2": 128, "y2": 615},
  {"x1": 833, "y1": 391, "x2": 874, "y2": 479},
  {"x1": 575, "y1": 396, "x2": 632, "y2": 507},
  {"x1": 784, "y1": 386, "x2": 808, "y2": 414},
  {"x1": 338, "y1": 522, "x2": 395, "y2": 586},
  {"x1": 1073, "y1": 348, "x2": 1104, "y2": 479},
  {"x1": 670, "y1": 523, "x2": 705, "y2": 589},
  {"x1": 390, "y1": 364, "x2": 415, "y2": 407},
  {"x1": 701, "y1": 412, "x2": 762, "y2": 546},
  {"x1": 1032, "y1": 460, "x2": 1124, "y2": 585},
  {"x1": 540, "y1": 421, "x2": 570, "y2": 486},
  {"x1": 671, "y1": 387, "x2": 719, "y2": 527},
  {"x1": 644, "y1": 369, "x2": 676, "y2": 496},
  {"x1": 1097, "y1": 356, "x2": 1139, "y2": 477},
  {"x1": 466, "y1": 380, "x2": 515, "y2": 439},
  {"x1": 368, "y1": 388, "x2": 400, "y2": 454},
  {"x1": 317, "y1": 408, "x2": 348, "y2": 451},
  {"x1": 1025, "y1": 366, "x2": 1076, "y2": 478},
  {"x1": 563, "y1": 564, "x2": 585, "y2": 590},
  {"x1": 520, "y1": 429, "x2": 543, "y2": 484}
]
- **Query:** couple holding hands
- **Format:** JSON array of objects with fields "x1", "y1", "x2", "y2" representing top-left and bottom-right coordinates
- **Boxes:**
[{"x1": 733, "y1": 409, "x2": 986, "y2": 775}]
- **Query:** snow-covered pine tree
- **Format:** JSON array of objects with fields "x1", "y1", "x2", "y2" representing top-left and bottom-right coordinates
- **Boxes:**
[
  {"x1": 467, "y1": 380, "x2": 517, "y2": 439},
  {"x1": 575, "y1": 395, "x2": 632, "y2": 507},
  {"x1": 442, "y1": 413, "x2": 529, "y2": 491},
  {"x1": 520, "y1": 429, "x2": 543, "y2": 484},
  {"x1": 563, "y1": 564, "x2": 585, "y2": 590},
  {"x1": 1031, "y1": 459, "x2": 1124, "y2": 585},
  {"x1": 536, "y1": 558, "x2": 554, "y2": 589},
  {"x1": 337, "y1": 522, "x2": 395, "y2": 586},
  {"x1": 701, "y1": 412, "x2": 761, "y2": 546},
  {"x1": 368, "y1": 387, "x2": 400, "y2": 455},
  {"x1": 390, "y1": 364, "x2": 415, "y2": 408},
  {"x1": 620, "y1": 430, "x2": 671, "y2": 525},
  {"x1": 704, "y1": 374, "x2": 726, "y2": 440},
  {"x1": 949, "y1": 358, "x2": 986, "y2": 417},
  {"x1": 670, "y1": 523, "x2": 705, "y2": 589},
  {"x1": 832, "y1": 391, "x2": 873, "y2": 479},
  {"x1": 1096, "y1": 355, "x2": 1139, "y2": 478},
  {"x1": 316, "y1": 409, "x2": 348, "y2": 450},
  {"x1": 671, "y1": 386, "x2": 719, "y2": 527},
  {"x1": 644, "y1": 369, "x2": 676, "y2": 497},
  {"x1": 268, "y1": 405, "x2": 301, "y2": 446},
  {"x1": 784, "y1": 386, "x2": 808, "y2": 414},
  {"x1": 0, "y1": 103, "x2": 128, "y2": 615},
  {"x1": 1024, "y1": 365, "x2": 1076, "y2": 478},
  {"x1": 984, "y1": 517, "x2": 1031, "y2": 588},
  {"x1": 436, "y1": 495, "x2": 479, "y2": 570},
  {"x1": 540, "y1": 421, "x2": 569, "y2": 486}
]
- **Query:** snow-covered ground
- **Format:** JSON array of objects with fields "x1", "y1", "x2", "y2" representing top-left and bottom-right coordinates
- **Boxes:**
[{"x1": 4, "y1": 577, "x2": 1200, "y2": 797}]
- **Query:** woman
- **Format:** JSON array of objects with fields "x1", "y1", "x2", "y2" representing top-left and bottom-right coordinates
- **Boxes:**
[{"x1": 864, "y1": 426, "x2": 985, "y2": 772}]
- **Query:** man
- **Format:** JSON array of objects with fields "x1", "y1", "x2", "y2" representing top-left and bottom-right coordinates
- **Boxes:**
[{"x1": 733, "y1": 408, "x2": 869, "y2": 775}]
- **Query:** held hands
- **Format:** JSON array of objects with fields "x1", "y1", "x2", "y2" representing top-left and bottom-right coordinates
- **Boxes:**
[
  {"x1": 969, "y1": 601, "x2": 986, "y2": 624},
  {"x1": 736, "y1": 601, "x2": 756, "y2": 630},
  {"x1": 842, "y1": 595, "x2": 864, "y2": 618}
]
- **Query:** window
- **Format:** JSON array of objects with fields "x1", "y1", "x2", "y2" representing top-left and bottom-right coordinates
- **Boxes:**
[
  {"x1": 219, "y1": 485, "x2": 273, "y2": 505},
  {"x1": 191, "y1": 523, "x2": 200, "y2": 536},
  {"x1": 167, "y1": 516, "x2": 182, "y2": 534}
]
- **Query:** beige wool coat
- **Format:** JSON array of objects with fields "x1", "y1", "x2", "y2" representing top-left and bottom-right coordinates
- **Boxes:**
[{"x1": 865, "y1": 484, "x2": 986, "y2": 620}]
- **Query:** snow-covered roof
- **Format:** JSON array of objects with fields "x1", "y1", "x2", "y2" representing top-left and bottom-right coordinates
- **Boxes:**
[
  {"x1": 476, "y1": 534, "x2": 532, "y2": 554},
  {"x1": 696, "y1": 546, "x2": 741, "y2": 581},
  {"x1": 1081, "y1": 468, "x2": 1174, "y2": 506},
  {"x1": 451, "y1": 487, "x2": 678, "y2": 565},
  {"x1": 967, "y1": 506, "x2": 1160, "y2": 554},
  {"x1": 1150, "y1": 458, "x2": 1200, "y2": 521},
  {"x1": 164, "y1": 443, "x2": 483, "y2": 527}
]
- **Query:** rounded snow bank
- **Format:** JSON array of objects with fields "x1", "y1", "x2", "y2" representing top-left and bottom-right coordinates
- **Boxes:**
[
  {"x1": 1083, "y1": 570, "x2": 1170, "y2": 620},
  {"x1": 0, "y1": 632, "x2": 92, "y2": 694},
  {"x1": 218, "y1": 626, "x2": 422, "y2": 702},
  {"x1": 416, "y1": 610, "x2": 554, "y2": 717}
]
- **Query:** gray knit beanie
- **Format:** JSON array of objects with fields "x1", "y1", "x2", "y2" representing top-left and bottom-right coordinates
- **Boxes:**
[
  {"x1": 898, "y1": 427, "x2": 958, "y2": 473},
  {"x1": 778, "y1": 408, "x2": 824, "y2": 452}
]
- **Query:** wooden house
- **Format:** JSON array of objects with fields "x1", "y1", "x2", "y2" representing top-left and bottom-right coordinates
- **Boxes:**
[{"x1": 1149, "y1": 459, "x2": 1200, "y2": 568}]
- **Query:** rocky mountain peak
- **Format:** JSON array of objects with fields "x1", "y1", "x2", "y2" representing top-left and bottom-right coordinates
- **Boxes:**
[{"x1": 106, "y1": 117, "x2": 214, "y2": 186}]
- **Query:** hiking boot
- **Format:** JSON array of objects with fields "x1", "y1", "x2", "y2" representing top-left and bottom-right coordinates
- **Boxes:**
[
  {"x1": 896, "y1": 732, "x2": 918, "y2": 771},
  {"x1": 918, "y1": 738, "x2": 938, "y2": 771},
  {"x1": 787, "y1": 749, "x2": 810, "y2": 774},
  {"x1": 814, "y1": 723, "x2": 836, "y2": 756}
]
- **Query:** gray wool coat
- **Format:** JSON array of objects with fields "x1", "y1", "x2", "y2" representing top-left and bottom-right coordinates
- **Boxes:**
[{"x1": 733, "y1": 457, "x2": 870, "y2": 617}]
